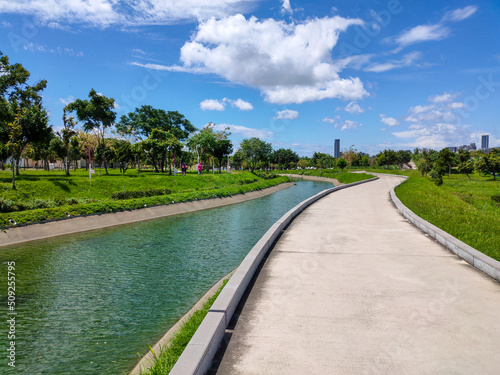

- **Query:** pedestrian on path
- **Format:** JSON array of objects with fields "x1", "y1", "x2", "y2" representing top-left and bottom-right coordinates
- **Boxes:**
[{"x1": 198, "y1": 162, "x2": 203, "y2": 175}]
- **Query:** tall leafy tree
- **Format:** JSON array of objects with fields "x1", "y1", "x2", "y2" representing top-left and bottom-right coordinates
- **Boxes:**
[
  {"x1": 272, "y1": 148, "x2": 300, "y2": 169},
  {"x1": 238, "y1": 137, "x2": 273, "y2": 171},
  {"x1": 117, "y1": 105, "x2": 196, "y2": 141},
  {"x1": 58, "y1": 109, "x2": 77, "y2": 176},
  {"x1": 65, "y1": 89, "x2": 116, "y2": 175},
  {"x1": 475, "y1": 151, "x2": 500, "y2": 180},
  {"x1": 0, "y1": 52, "x2": 51, "y2": 182},
  {"x1": 213, "y1": 139, "x2": 233, "y2": 173},
  {"x1": 141, "y1": 129, "x2": 182, "y2": 173}
]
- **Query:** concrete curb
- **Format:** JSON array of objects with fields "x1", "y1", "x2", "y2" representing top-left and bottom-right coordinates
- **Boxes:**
[
  {"x1": 169, "y1": 177, "x2": 378, "y2": 375},
  {"x1": 129, "y1": 270, "x2": 235, "y2": 375},
  {"x1": 387, "y1": 176, "x2": 500, "y2": 283}
]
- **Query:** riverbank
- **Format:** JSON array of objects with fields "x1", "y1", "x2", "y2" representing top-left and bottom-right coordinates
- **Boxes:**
[
  {"x1": 279, "y1": 173, "x2": 343, "y2": 185},
  {"x1": 0, "y1": 182, "x2": 294, "y2": 247}
]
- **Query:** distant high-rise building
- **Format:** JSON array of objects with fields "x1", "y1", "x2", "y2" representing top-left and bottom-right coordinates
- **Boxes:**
[
  {"x1": 334, "y1": 139, "x2": 340, "y2": 158},
  {"x1": 481, "y1": 135, "x2": 489, "y2": 149}
]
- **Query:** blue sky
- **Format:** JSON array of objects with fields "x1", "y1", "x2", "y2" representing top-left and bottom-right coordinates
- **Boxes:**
[{"x1": 1, "y1": 0, "x2": 499, "y2": 156}]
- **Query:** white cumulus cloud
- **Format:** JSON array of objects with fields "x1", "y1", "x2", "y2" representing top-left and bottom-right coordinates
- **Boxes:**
[
  {"x1": 275, "y1": 109, "x2": 299, "y2": 120},
  {"x1": 344, "y1": 101, "x2": 364, "y2": 114},
  {"x1": 136, "y1": 14, "x2": 367, "y2": 104},
  {"x1": 200, "y1": 99, "x2": 225, "y2": 111},
  {"x1": 380, "y1": 114, "x2": 399, "y2": 127},
  {"x1": 231, "y1": 98, "x2": 253, "y2": 111}
]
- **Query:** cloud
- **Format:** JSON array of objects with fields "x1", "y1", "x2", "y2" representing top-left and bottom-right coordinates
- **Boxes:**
[
  {"x1": 231, "y1": 98, "x2": 253, "y2": 111},
  {"x1": 137, "y1": 14, "x2": 367, "y2": 104},
  {"x1": 212, "y1": 123, "x2": 274, "y2": 139},
  {"x1": 22, "y1": 42, "x2": 83, "y2": 56},
  {"x1": 338, "y1": 119, "x2": 361, "y2": 131},
  {"x1": 344, "y1": 101, "x2": 364, "y2": 114},
  {"x1": 442, "y1": 6, "x2": 478, "y2": 22},
  {"x1": 200, "y1": 99, "x2": 225, "y2": 111},
  {"x1": 394, "y1": 24, "x2": 450, "y2": 49},
  {"x1": 429, "y1": 92, "x2": 457, "y2": 103},
  {"x1": 364, "y1": 51, "x2": 421, "y2": 72},
  {"x1": 0, "y1": 0, "x2": 259, "y2": 26},
  {"x1": 60, "y1": 95, "x2": 75, "y2": 105},
  {"x1": 200, "y1": 98, "x2": 253, "y2": 111},
  {"x1": 386, "y1": 6, "x2": 478, "y2": 51},
  {"x1": 275, "y1": 109, "x2": 299, "y2": 120},
  {"x1": 281, "y1": 0, "x2": 292, "y2": 14},
  {"x1": 380, "y1": 114, "x2": 399, "y2": 127},
  {"x1": 391, "y1": 92, "x2": 472, "y2": 149},
  {"x1": 323, "y1": 116, "x2": 361, "y2": 131}
]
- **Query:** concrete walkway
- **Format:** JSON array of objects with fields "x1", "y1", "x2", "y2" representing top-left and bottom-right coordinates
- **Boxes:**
[{"x1": 215, "y1": 175, "x2": 500, "y2": 375}]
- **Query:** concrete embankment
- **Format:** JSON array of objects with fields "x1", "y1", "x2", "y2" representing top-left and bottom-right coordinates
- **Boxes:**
[
  {"x1": 278, "y1": 173, "x2": 344, "y2": 186},
  {"x1": 0, "y1": 182, "x2": 294, "y2": 247}
]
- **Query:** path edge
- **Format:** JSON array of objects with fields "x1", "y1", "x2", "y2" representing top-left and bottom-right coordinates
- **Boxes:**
[
  {"x1": 169, "y1": 177, "x2": 379, "y2": 375},
  {"x1": 375, "y1": 172, "x2": 500, "y2": 283}
]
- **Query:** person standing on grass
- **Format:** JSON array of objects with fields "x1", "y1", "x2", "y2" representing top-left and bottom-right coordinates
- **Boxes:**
[
  {"x1": 198, "y1": 162, "x2": 203, "y2": 175},
  {"x1": 181, "y1": 163, "x2": 187, "y2": 176}
]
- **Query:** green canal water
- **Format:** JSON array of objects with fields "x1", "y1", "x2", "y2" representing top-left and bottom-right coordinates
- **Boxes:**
[{"x1": 0, "y1": 180, "x2": 332, "y2": 374}]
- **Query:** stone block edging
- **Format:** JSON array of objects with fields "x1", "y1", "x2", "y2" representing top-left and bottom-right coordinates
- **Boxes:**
[
  {"x1": 169, "y1": 177, "x2": 379, "y2": 375},
  {"x1": 385, "y1": 174, "x2": 500, "y2": 283}
]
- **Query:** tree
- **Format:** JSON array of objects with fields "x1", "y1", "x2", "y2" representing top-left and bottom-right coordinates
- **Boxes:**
[
  {"x1": 311, "y1": 152, "x2": 334, "y2": 169},
  {"x1": 341, "y1": 146, "x2": 359, "y2": 167},
  {"x1": 186, "y1": 125, "x2": 217, "y2": 173},
  {"x1": 336, "y1": 158, "x2": 347, "y2": 172},
  {"x1": 475, "y1": 153, "x2": 500, "y2": 180},
  {"x1": 117, "y1": 105, "x2": 196, "y2": 142},
  {"x1": 457, "y1": 159, "x2": 475, "y2": 179},
  {"x1": 141, "y1": 128, "x2": 182, "y2": 173},
  {"x1": 213, "y1": 139, "x2": 233, "y2": 173},
  {"x1": 415, "y1": 149, "x2": 435, "y2": 177},
  {"x1": 297, "y1": 157, "x2": 311, "y2": 169},
  {"x1": 272, "y1": 148, "x2": 300, "y2": 169},
  {"x1": 0, "y1": 52, "x2": 51, "y2": 181},
  {"x1": 65, "y1": 89, "x2": 116, "y2": 175},
  {"x1": 376, "y1": 149, "x2": 397, "y2": 169},
  {"x1": 58, "y1": 109, "x2": 77, "y2": 175},
  {"x1": 436, "y1": 148, "x2": 456, "y2": 179},
  {"x1": 396, "y1": 150, "x2": 412, "y2": 170},
  {"x1": 238, "y1": 137, "x2": 273, "y2": 171}
]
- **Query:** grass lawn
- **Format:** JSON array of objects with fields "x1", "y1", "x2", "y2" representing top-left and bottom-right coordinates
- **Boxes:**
[
  {"x1": 395, "y1": 171, "x2": 500, "y2": 262},
  {"x1": 0, "y1": 168, "x2": 289, "y2": 228}
]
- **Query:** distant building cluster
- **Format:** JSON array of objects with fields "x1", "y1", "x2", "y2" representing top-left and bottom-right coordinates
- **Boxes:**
[{"x1": 447, "y1": 134, "x2": 497, "y2": 153}]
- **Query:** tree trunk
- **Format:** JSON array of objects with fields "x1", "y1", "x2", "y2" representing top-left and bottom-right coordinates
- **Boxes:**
[
  {"x1": 66, "y1": 147, "x2": 70, "y2": 176},
  {"x1": 11, "y1": 154, "x2": 16, "y2": 189},
  {"x1": 168, "y1": 150, "x2": 172, "y2": 176},
  {"x1": 15, "y1": 157, "x2": 20, "y2": 176}
]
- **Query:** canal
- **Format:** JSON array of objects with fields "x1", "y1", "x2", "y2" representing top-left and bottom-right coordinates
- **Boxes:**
[{"x1": 0, "y1": 180, "x2": 332, "y2": 374}]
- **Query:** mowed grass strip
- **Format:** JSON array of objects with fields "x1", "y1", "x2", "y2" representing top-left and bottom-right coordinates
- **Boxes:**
[
  {"x1": 142, "y1": 279, "x2": 229, "y2": 375},
  {"x1": 395, "y1": 171, "x2": 500, "y2": 262}
]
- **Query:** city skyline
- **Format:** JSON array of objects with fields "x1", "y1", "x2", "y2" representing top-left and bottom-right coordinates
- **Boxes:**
[{"x1": 1, "y1": 0, "x2": 499, "y2": 156}]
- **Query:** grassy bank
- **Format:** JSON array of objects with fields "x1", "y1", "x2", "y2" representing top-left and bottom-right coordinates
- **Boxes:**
[
  {"x1": 0, "y1": 169, "x2": 288, "y2": 228},
  {"x1": 280, "y1": 169, "x2": 374, "y2": 183},
  {"x1": 142, "y1": 279, "x2": 229, "y2": 375},
  {"x1": 394, "y1": 171, "x2": 500, "y2": 261}
]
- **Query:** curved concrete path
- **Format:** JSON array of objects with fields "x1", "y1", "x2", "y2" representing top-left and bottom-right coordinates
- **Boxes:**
[{"x1": 215, "y1": 175, "x2": 500, "y2": 375}]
